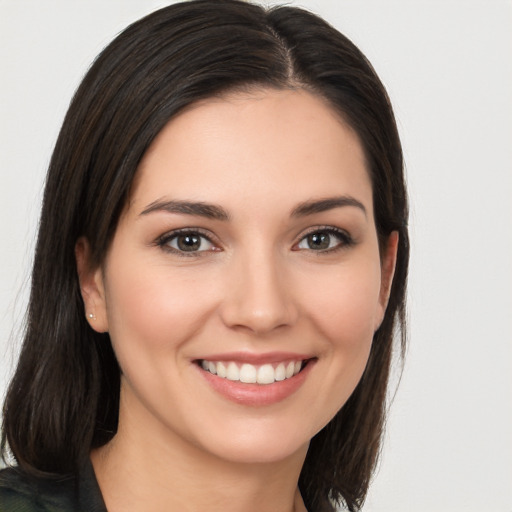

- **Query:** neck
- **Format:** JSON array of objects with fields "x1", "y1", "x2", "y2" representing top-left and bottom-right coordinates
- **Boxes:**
[{"x1": 91, "y1": 398, "x2": 308, "y2": 512}]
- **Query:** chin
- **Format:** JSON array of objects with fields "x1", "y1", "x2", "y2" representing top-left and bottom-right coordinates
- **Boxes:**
[
  {"x1": 206, "y1": 435, "x2": 309, "y2": 466},
  {"x1": 186, "y1": 414, "x2": 315, "y2": 466}
]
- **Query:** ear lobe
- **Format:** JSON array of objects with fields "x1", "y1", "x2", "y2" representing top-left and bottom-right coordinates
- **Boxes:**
[
  {"x1": 375, "y1": 231, "x2": 399, "y2": 331},
  {"x1": 75, "y1": 237, "x2": 109, "y2": 333}
]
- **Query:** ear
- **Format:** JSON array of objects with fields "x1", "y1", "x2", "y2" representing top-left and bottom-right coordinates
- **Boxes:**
[
  {"x1": 75, "y1": 237, "x2": 109, "y2": 333},
  {"x1": 374, "y1": 231, "x2": 399, "y2": 331}
]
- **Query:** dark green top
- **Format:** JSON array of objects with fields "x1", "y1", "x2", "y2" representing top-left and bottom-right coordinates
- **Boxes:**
[{"x1": 0, "y1": 461, "x2": 107, "y2": 512}]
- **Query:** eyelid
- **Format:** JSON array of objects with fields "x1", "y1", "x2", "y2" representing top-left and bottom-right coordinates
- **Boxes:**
[
  {"x1": 155, "y1": 227, "x2": 222, "y2": 256},
  {"x1": 293, "y1": 225, "x2": 354, "y2": 252}
]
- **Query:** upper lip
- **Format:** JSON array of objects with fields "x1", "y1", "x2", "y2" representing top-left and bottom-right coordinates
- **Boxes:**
[{"x1": 195, "y1": 351, "x2": 313, "y2": 364}]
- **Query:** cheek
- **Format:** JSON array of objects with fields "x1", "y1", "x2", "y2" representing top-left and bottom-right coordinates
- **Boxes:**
[
  {"x1": 301, "y1": 261, "x2": 382, "y2": 348},
  {"x1": 299, "y1": 260, "x2": 382, "y2": 420},
  {"x1": 104, "y1": 262, "x2": 218, "y2": 358}
]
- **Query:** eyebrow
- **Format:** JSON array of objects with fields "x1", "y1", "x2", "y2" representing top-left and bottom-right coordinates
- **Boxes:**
[
  {"x1": 140, "y1": 199, "x2": 230, "y2": 221},
  {"x1": 291, "y1": 196, "x2": 367, "y2": 218},
  {"x1": 140, "y1": 195, "x2": 366, "y2": 221}
]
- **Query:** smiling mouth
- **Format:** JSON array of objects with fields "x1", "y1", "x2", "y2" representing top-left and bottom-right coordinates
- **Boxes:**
[{"x1": 197, "y1": 359, "x2": 312, "y2": 385}]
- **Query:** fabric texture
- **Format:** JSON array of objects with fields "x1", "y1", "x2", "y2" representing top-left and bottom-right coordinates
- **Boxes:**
[{"x1": 0, "y1": 461, "x2": 107, "y2": 512}]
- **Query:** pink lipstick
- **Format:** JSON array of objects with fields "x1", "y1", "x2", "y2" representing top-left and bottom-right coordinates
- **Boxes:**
[{"x1": 195, "y1": 353, "x2": 316, "y2": 406}]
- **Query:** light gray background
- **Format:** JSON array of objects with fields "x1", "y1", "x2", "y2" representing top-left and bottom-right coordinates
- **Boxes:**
[{"x1": 1, "y1": 1, "x2": 511, "y2": 511}]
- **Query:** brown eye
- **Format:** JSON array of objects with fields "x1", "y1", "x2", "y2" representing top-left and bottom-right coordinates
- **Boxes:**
[
  {"x1": 305, "y1": 232, "x2": 330, "y2": 250},
  {"x1": 296, "y1": 228, "x2": 352, "y2": 252},
  {"x1": 177, "y1": 234, "x2": 202, "y2": 251},
  {"x1": 163, "y1": 231, "x2": 215, "y2": 253}
]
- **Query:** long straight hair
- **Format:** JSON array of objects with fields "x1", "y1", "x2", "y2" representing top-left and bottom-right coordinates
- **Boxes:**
[{"x1": 1, "y1": 1, "x2": 408, "y2": 510}]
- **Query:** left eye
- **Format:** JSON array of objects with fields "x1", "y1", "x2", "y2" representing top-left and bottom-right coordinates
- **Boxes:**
[
  {"x1": 296, "y1": 230, "x2": 348, "y2": 251},
  {"x1": 164, "y1": 232, "x2": 215, "y2": 253}
]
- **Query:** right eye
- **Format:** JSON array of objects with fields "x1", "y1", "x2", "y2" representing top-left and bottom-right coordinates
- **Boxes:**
[{"x1": 158, "y1": 230, "x2": 217, "y2": 255}]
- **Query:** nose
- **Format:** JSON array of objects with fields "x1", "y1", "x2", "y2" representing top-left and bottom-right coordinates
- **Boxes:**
[{"x1": 219, "y1": 249, "x2": 298, "y2": 335}]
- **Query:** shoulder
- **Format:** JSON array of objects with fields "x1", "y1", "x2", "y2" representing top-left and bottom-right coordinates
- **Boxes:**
[{"x1": 0, "y1": 467, "x2": 77, "y2": 512}]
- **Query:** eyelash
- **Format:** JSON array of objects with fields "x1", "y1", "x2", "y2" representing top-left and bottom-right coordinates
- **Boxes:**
[
  {"x1": 155, "y1": 228, "x2": 219, "y2": 257},
  {"x1": 155, "y1": 226, "x2": 354, "y2": 257},
  {"x1": 293, "y1": 226, "x2": 355, "y2": 254}
]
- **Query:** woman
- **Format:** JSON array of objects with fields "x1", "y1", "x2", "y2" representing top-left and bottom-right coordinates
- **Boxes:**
[{"x1": 0, "y1": 1, "x2": 408, "y2": 511}]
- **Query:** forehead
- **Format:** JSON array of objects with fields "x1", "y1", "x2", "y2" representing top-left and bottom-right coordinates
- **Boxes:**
[{"x1": 131, "y1": 88, "x2": 373, "y2": 217}]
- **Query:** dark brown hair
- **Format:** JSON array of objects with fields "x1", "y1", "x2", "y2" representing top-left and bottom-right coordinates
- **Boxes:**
[{"x1": 1, "y1": 1, "x2": 408, "y2": 511}]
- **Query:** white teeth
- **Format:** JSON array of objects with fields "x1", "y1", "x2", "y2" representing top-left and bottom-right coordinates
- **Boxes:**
[
  {"x1": 275, "y1": 363, "x2": 286, "y2": 381},
  {"x1": 257, "y1": 364, "x2": 275, "y2": 384},
  {"x1": 239, "y1": 364, "x2": 257, "y2": 383},
  {"x1": 200, "y1": 359, "x2": 306, "y2": 385},
  {"x1": 226, "y1": 362, "x2": 240, "y2": 381},
  {"x1": 216, "y1": 361, "x2": 227, "y2": 378}
]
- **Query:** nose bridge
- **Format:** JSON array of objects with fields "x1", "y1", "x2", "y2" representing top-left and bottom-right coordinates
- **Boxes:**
[{"x1": 220, "y1": 243, "x2": 296, "y2": 334}]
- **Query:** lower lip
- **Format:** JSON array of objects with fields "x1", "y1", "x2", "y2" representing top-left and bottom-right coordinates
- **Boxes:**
[{"x1": 197, "y1": 360, "x2": 315, "y2": 406}]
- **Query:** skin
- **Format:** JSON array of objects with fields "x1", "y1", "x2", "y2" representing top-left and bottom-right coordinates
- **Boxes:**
[{"x1": 77, "y1": 88, "x2": 398, "y2": 512}]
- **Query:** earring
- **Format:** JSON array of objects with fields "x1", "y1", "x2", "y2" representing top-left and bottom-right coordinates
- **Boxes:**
[{"x1": 88, "y1": 313, "x2": 96, "y2": 320}]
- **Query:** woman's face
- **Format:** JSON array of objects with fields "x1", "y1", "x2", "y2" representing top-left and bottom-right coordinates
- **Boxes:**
[{"x1": 83, "y1": 88, "x2": 396, "y2": 465}]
